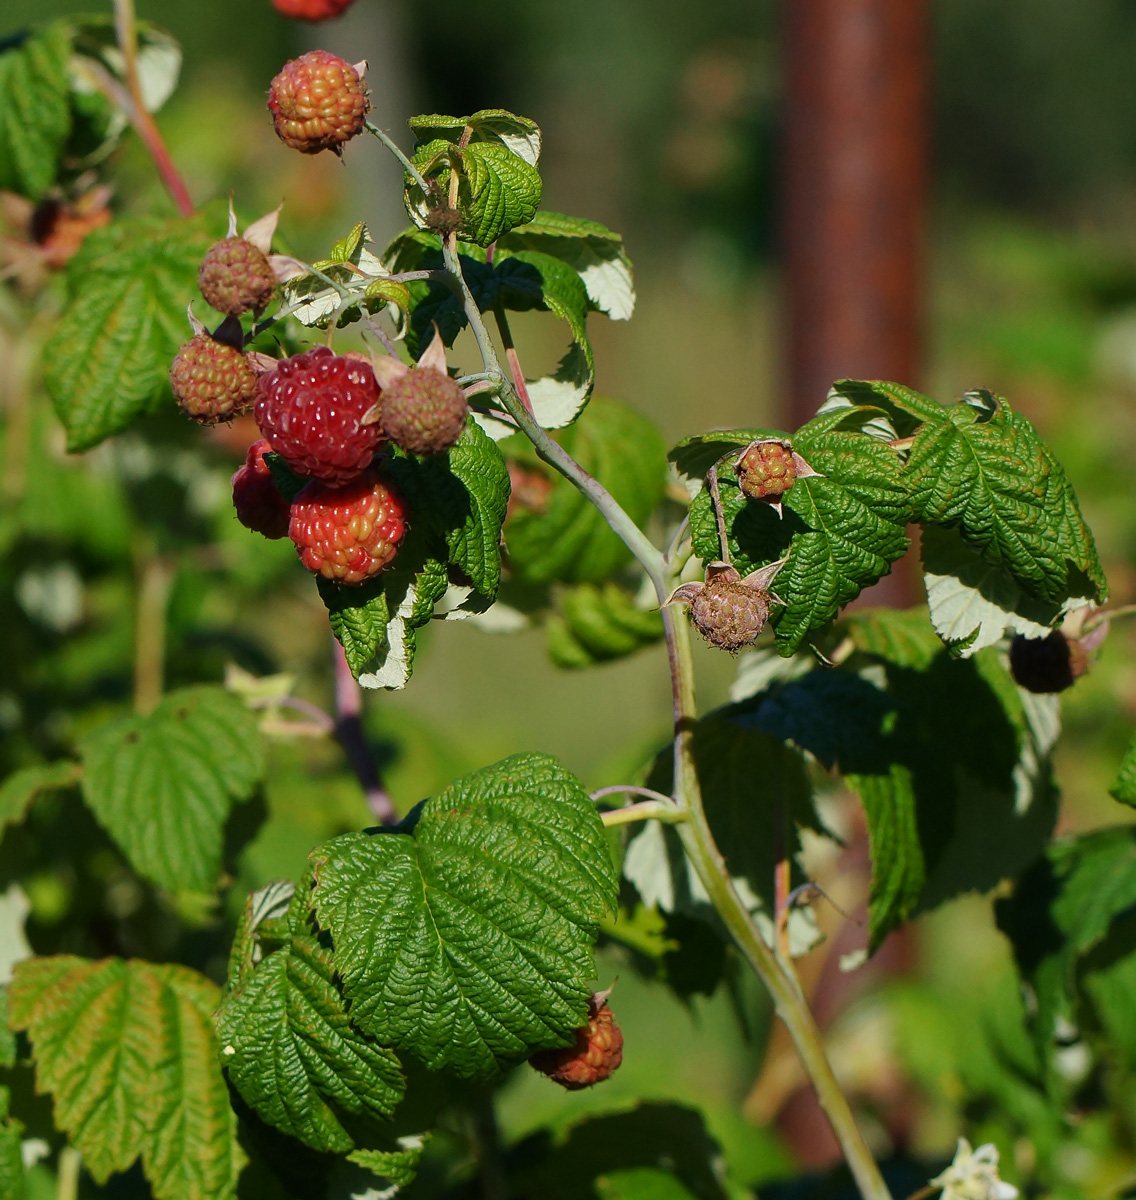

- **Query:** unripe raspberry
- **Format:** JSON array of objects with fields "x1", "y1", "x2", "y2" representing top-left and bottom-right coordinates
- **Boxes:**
[
  {"x1": 529, "y1": 996, "x2": 623, "y2": 1090},
  {"x1": 689, "y1": 571, "x2": 772, "y2": 652},
  {"x1": 170, "y1": 336, "x2": 257, "y2": 425},
  {"x1": 267, "y1": 51, "x2": 369, "y2": 156},
  {"x1": 1009, "y1": 630, "x2": 1088, "y2": 694},
  {"x1": 255, "y1": 346, "x2": 384, "y2": 484},
  {"x1": 199, "y1": 237, "x2": 278, "y2": 316},
  {"x1": 380, "y1": 368, "x2": 469, "y2": 456},
  {"x1": 272, "y1": 0, "x2": 355, "y2": 18},
  {"x1": 232, "y1": 440, "x2": 291, "y2": 539},
  {"x1": 289, "y1": 469, "x2": 407, "y2": 584},
  {"x1": 736, "y1": 439, "x2": 797, "y2": 501}
]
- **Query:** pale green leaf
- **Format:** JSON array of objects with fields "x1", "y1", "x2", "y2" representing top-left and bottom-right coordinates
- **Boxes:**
[
  {"x1": 0, "y1": 761, "x2": 80, "y2": 840},
  {"x1": 310, "y1": 753, "x2": 617, "y2": 1078},
  {"x1": 79, "y1": 685, "x2": 264, "y2": 893},
  {"x1": 1111, "y1": 733, "x2": 1136, "y2": 807},
  {"x1": 0, "y1": 24, "x2": 72, "y2": 200},
  {"x1": 9, "y1": 956, "x2": 243, "y2": 1199}
]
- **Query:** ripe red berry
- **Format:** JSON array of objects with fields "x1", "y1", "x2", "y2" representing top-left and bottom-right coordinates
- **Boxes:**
[
  {"x1": 272, "y1": 0, "x2": 355, "y2": 19},
  {"x1": 267, "y1": 50, "x2": 369, "y2": 156},
  {"x1": 232, "y1": 440, "x2": 291, "y2": 540},
  {"x1": 254, "y1": 346, "x2": 384, "y2": 484},
  {"x1": 380, "y1": 368, "x2": 469, "y2": 456},
  {"x1": 199, "y1": 237, "x2": 278, "y2": 316},
  {"x1": 529, "y1": 996, "x2": 623, "y2": 1090},
  {"x1": 170, "y1": 336, "x2": 257, "y2": 425},
  {"x1": 736, "y1": 439, "x2": 797, "y2": 501},
  {"x1": 288, "y1": 469, "x2": 407, "y2": 584},
  {"x1": 1009, "y1": 630, "x2": 1088, "y2": 694}
]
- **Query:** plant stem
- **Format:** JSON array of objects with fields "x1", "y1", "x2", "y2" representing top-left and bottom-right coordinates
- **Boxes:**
[
  {"x1": 56, "y1": 1146, "x2": 82, "y2": 1200},
  {"x1": 440, "y1": 236, "x2": 890, "y2": 1200},
  {"x1": 707, "y1": 465, "x2": 731, "y2": 562},
  {"x1": 247, "y1": 695, "x2": 336, "y2": 734},
  {"x1": 602, "y1": 800, "x2": 687, "y2": 828},
  {"x1": 492, "y1": 306, "x2": 535, "y2": 415},
  {"x1": 133, "y1": 550, "x2": 174, "y2": 715},
  {"x1": 590, "y1": 784, "x2": 676, "y2": 806},
  {"x1": 112, "y1": 0, "x2": 194, "y2": 217},
  {"x1": 332, "y1": 639, "x2": 397, "y2": 825}
]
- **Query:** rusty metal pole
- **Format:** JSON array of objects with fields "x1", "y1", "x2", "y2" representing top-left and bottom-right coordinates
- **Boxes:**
[{"x1": 783, "y1": 0, "x2": 929, "y2": 428}]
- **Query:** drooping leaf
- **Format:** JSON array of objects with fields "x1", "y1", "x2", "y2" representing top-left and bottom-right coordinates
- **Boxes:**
[
  {"x1": 900, "y1": 388, "x2": 1106, "y2": 605},
  {"x1": 686, "y1": 409, "x2": 911, "y2": 654},
  {"x1": 546, "y1": 581, "x2": 663, "y2": 669},
  {"x1": 505, "y1": 398, "x2": 666, "y2": 584},
  {"x1": 317, "y1": 576, "x2": 390, "y2": 678},
  {"x1": 347, "y1": 1133, "x2": 430, "y2": 1191},
  {"x1": 408, "y1": 108, "x2": 542, "y2": 165},
  {"x1": 217, "y1": 921, "x2": 405, "y2": 1154},
  {"x1": 43, "y1": 210, "x2": 220, "y2": 450},
  {"x1": 9, "y1": 956, "x2": 244, "y2": 1199},
  {"x1": 0, "y1": 24, "x2": 72, "y2": 200},
  {"x1": 1111, "y1": 733, "x2": 1136, "y2": 807},
  {"x1": 78, "y1": 685, "x2": 264, "y2": 893},
  {"x1": 0, "y1": 760, "x2": 81, "y2": 840},
  {"x1": 309, "y1": 752, "x2": 617, "y2": 1078}
]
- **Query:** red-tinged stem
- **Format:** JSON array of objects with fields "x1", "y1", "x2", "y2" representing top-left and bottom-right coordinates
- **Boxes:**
[
  {"x1": 332, "y1": 640, "x2": 397, "y2": 825},
  {"x1": 493, "y1": 307, "x2": 535, "y2": 416},
  {"x1": 113, "y1": 0, "x2": 194, "y2": 217}
]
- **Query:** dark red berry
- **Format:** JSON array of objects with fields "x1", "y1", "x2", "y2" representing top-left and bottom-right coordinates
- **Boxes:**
[
  {"x1": 232, "y1": 440, "x2": 291, "y2": 539},
  {"x1": 736, "y1": 439, "x2": 797, "y2": 501},
  {"x1": 529, "y1": 996, "x2": 623, "y2": 1090},
  {"x1": 199, "y1": 237, "x2": 278, "y2": 316},
  {"x1": 380, "y1": 368, "x2": 469, "y2": 456},
  {"x1": 1009, "y1": 630, "x2": 1088, "y2": 694},
  {"x1": 272, "y1": 0, "x2": 355, "y2": 18},
  {"x1": 288, "y1": 468, "x2": 407, "y2": 583},
  {"x1": 170, "y1": 336, "x2": 257, "y2": 425},
  {"x1": 254, "y1": 346, "x2": 384, "y2": 484},
  {"x1": 267, "y1": 50, "x2": 369, "y2": 156}
]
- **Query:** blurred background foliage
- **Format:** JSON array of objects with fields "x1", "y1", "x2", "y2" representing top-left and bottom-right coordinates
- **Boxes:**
[{"x1": 5, "y1": 0, "x2": 1136, "y2": 1197}]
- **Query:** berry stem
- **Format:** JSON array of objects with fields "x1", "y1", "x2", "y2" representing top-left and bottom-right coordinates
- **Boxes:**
[
  {"x1": 112, "y1": 0, "x2": 194, "y2": 217},
  {"x1": 440, "y1": 234, "x2": 667, "y2": 598},
  {"x1": 332, "y1": 639, "x2": 397, "y2": 825},
  {"x1": 706, "y1": 465, "x2": 732, "y2": 562},
  {"x1": 600, "y1": 800, "x2": 686, "y2": 828},
  {"x1": 364, "y1": 121, "x2": 431, "y2": 193}
]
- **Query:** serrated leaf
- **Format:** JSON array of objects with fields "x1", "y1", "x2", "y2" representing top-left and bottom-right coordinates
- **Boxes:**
[
  {"x1": 1111, "y1": 734, "x2": 1136, "y2": 807},
  {"x1": 43, "y1": 211, "x2": 219, "y2": 451},
  {"x1": 78, "y1": 685, "x2": 264, "y2": 893},
  {"x1": 310, "y1": 752, "x2": 617, "y2": 1078},
  {"x1": 921, "y1": 524, "x2": 1080, "y2": 656},
  {"x1": 0, "y1": 24, "x2": 72, "y2": 200},
  {"x1": 687, "y1": 409, "x2": 911, "y2": 654},
  {"x1": 0, "y1": 1085, "x2": 23, "y2": 1200},
  {"x1": 9, "y1": 957, "x2": 243, "y2": 1199},
  {"x1": 902, "y1": 388, "x2": 1106, "y2": 605},
  {"x1": 459, "y1": 141, "x2": 541, "y2": 245},
  {"x1": 668, "y1": 428, "x2": 784, "y2": 500},
  {"x1": 505, "y1": 398, "x2": 666, "y2": 584},
  {"x1": 547, "y1": 581, "x2": 663, "y2": 669},
  {"x1": 0, "y1": 760, "x2": 80, "y2": 839},
  {"x1": 347, "y1": 1134, "x2": 429, "y2": 1190},
  {"x1": 317, "y1": 577, "x2": 390, "y2": 678},
  {"x1": 408, "y1": 108, "x2": 542, "y2": 165},
  {"x1": 217, "y1": 929, "x2": 405, "y2": 1154}
]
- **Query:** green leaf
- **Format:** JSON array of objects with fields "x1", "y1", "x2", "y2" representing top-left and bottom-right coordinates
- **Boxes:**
[
  {"x1": 0, "y1": 1085, "x2": 23, "y2": 1200},
  {"x1": 78, "y1": 686, "x2": 264, "y2": 893},
  {"x1": 687, "y1": 409, "x2": 911, "y2": 654},
  {"x1": 347, "y1": 1134, "x2": 429, "y2": 1190},
  {"x1": 1111, "y1": 733, "x2": 1136, "y2": 807},
  {"x1": 0, "y1": 760, "x2": 80, "y2": 840},
  {"x1": 409, "y1": 108, "x2": 542, "y2": 165},
  {"x1": 460, "y1": 141, "x2": 542, "y2": 246},
  {"x1": 902, "y1": 388, "x2": 1106, "y2": 605},
  {"x1": 216, "y1": 919, "x2": 405, "y2": 1154},
  {"x1": 596, "y1": 1168, "x2": 699, "y2": 1200},
  {"x1": 317, "y1": 576, "x2": 390, "y2": 678},
  {"x1": 310, "y1": 752, "x2": 617, "y2": 1078},
  {"x1": 505, "y1": 398, "x2": 667, "y2": 584},
  {"x1": 0, "y1": 24, "x2": 72, "y2": 200},
  {"x1": 43, "y1": 210, "x2": 220, "y2": 451},
  {"x1": 997, "y1": 827, "x2": 1136, "y2": 1087},
  {"x1": 9, "y1": 956, "x2": 244, "y2": 1199},
  {"x1": 840, "y1": 606, "x2": 942, "y2": 670},
  {"x1": 546, "y1": 581, "x2": 663, "y2": 669}
]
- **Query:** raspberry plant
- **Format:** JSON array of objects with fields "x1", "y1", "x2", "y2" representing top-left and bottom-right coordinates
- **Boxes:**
[{"x1": 3, "y1": 5, "x2": 1136, "y2": 1200}]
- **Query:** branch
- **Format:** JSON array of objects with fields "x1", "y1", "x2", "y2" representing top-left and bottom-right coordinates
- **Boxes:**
[{"x1": 601, "y1": 800, "x2": 687, "y2": 828}]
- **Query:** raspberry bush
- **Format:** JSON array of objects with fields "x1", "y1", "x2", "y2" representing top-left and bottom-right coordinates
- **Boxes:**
[{"x1": 2, "y1": 5, "x2": 1136, "y2": 1200}]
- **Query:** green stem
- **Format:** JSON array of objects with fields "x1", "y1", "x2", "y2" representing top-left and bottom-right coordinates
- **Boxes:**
[
  {"x1": 56, "y1": 1146, "x2": 82, "y2": 1200},
  {"x1": 601, "y1": 800, "x2": 687, "y2": 828}
]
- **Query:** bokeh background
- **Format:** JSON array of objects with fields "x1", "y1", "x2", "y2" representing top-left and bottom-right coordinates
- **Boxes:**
[{"x1": 6, "y1": 1, "x2": 1136, "y2": 1195}]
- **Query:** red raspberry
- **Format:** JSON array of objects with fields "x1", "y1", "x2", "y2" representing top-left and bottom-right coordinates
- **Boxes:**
[
  {"x1": 736, "y1": 439, "x2": 797, "y2": 501},
  {"x1": 380, "y1": 368, "x2": 469, "y2": 456},
  {"x1": 272, "y1": 0, "x2": 355, "y2": 19},
  {"x1": 170, "y1": 336, "x2": 257, "y2": 425},
  {"x1": 254, "y1": 346, "x2": 384, "y2": 484},
  {"x1": 232, "y1": 440, "x2": 291, "y2": 539},
  {"x1": 529, "y1": 996, "x2": 623, "y2": 1090},
  {"x1": 288, "y1": 469, "x2": 407, "y2": 584},
  {"x1": 267, "y1": 50, "x2": 369, "y2": 156},
  {"x1": 199, "y1": 237, "x2": 278, "y2": 316}
]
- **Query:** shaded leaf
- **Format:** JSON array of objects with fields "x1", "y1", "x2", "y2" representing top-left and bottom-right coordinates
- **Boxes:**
[
  {"x1": 0, "y1": 24, "x2": 71, "y2": 200},
  {"x1": 0, "y1": 760, "x2": 80, "y2": 840},
  {"x1": 1111, "y1": 732, "x2": 1136, "y2": 807}
]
